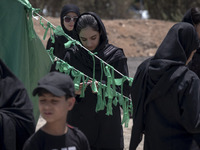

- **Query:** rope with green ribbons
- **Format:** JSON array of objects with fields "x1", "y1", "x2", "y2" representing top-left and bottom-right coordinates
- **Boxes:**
[
  {"x1": 52, "y1": 56, "x2": 133, "y2": 127},
  {"x1": 29, "y1": 8, "x2": 134, "y2": 127},
  {"x1": 17, "y1": 0, "x2": 40, "y2": 39}
]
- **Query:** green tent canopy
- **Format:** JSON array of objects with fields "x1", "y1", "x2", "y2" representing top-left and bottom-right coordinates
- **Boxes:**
[{"x1": 0, "y1": 0, "x2": 51, "y2": 120}]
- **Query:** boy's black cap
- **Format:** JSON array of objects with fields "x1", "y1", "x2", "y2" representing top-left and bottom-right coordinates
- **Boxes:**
[{"x1": 33, "y1": 72, "x2": 75, "y2": 97}]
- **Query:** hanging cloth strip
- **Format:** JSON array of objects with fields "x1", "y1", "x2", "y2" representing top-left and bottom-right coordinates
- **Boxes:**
[{"x1": 32, "y1": 11, "x2": 134, "y2": 126}]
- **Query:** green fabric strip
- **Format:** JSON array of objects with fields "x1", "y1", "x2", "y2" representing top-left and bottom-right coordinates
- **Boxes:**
[
  {"x1": 37, "y1": 13, "x2": 135, "y2": 126},
  {"x1": 17, "y1": 0, "x2": 37, "y2": 39},
  {"x1": 121, "y1": 97, "x2": 130, "y2": 127},
  {"x1": 71, "y1": 70, "x2": 82, "y2": 90},
  {"x1": 96, "y1": 82, "x2": 103, "y2": 112},
  {"x1": 47, "y1": 47, "x2": 55, "y2": 62},
  {"x1": 104, "y1": 65, "x2": 113, "y2": 99},
  {"x1": 80, "y1": 76, "x2": 89, "y2": 98},
  {"x1": 106, "y1": 98, "x2": 113, "y2": 116}
]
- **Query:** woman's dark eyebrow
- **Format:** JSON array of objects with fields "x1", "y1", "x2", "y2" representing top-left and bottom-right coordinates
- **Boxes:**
[
  {"x1": 91, "y1": 35, "x2": 97, "y2": 38},
  {"x1": 80, "y1": 36, "x2": 87, "y2": 40}
]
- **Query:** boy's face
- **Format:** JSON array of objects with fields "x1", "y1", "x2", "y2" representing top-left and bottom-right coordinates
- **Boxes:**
[{"x1": 39, "y1": 93, "x2": 75, "y2": 123}]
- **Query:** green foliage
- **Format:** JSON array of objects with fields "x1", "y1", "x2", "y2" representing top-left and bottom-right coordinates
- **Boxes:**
[{"x1": 145, "y1": 0, "x2": 200, "y2": 21}]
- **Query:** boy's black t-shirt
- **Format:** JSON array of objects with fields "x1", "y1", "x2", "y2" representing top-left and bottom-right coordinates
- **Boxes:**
[{"x1": 23, "y1": 126, "x2": 90, "y2": 150}]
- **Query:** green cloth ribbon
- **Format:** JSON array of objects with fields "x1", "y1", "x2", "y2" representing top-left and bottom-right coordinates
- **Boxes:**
[
  {"x1": 121, "y1": 97, "x2": 130, "y2": 127},
  {"x1": 55, "y1": 60, "x2": 72, "y2": 74},
  {"x1": 71, "y1": 70, "x2": 82, "y2": 90},
  {"x1": 64, "y1": 40, "x2": 77, "y2": 48},
  {"x1": 87, "y1": 51, "x2": 98, "y2": 93},
  {"x1": 128, "y1": 100, "x2": 133, "y2": 117},
  {"x1": 113, "y1": 96, "x2": 118, "y2": 106},
  {"x1": 39, "y1": 18, "x2": 52, "y2": 40},
  {"x1": 54, "y1": 26, "x2": 65, "y2": 36},
  {"x1": 47, "y1": 47, "x2": 55, "y2": 62},
  {"x1": 17, "y1": 0, "x2": 39, "y2": 39},
  {"x1": 128, "y1": 77, "x2": 134, "y2": 86},
  {"x1": 49, "y1": 26, "x2": 55, "y2": 44},
  {"x1": 106, "y1": 97, "x2": 113, "y2": 116},
  {"x1": 80, "y1": 76, "x2": 89, "y2": 98},
  {"x1": 96, "y1": 82, "x2": 104, "y2": 112}
]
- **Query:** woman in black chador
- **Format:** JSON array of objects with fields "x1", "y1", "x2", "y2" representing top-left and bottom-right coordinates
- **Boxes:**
[
  {"x1": 129, "y1": 22, "x2": 200, "y2": 150},
  {"x1": 0, "y1": 59, "x2": 35, "y2": 150},
  {"x1": 46, "y1": 4, "x2": 80, "y2": 60},
  {"x1": 64, "y1": 12, "x2": 130, "y2": 150}
]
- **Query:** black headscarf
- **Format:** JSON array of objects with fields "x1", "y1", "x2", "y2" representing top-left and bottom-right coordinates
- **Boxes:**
[
  {"x1": 46, "y1": 4, "x2": 80, "y2": 59},
  {"x1": 130, "y1": 22, "x2": 199, "y2": 149},
  {"x1": 182, "y1": 8, "x2": 194, "y2": 25},
  {"x1": 0, "y1": 59, "x2": 35, "y2": 150},
  {"x1": 147, "y1": 22, "x2": 199, "y2": 103},
  {"x1": 65, "y1": 13, "x2": 128, "y2": 148},
  {"x1": 60, "y1": 4, "x2": 80, "y2": 39},
  {"x1": 71, "y1": 12, "x2": 126, "y2": 72}
]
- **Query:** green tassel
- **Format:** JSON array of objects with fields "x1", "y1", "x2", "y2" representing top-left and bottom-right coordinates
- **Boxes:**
[
  {"x1": 114, "y1": 78, "x2": 123, "y2": 86},
  {"x1": 106, "y1": 98, "x2": 113, "y2": 116},
  {"x1": 121, "y1": 98, "x2": 129, "y2": 127},
  {"x1": 80, "y1": 76, "x2": 89, "y2": 98},
  {"x1": 47, "y1": 47, "x2": 55, "y2": 63},
  {"x1": 91, "y1": 79, "x2": 98, "y2": 93},
  {"x1": 104, "y1": 66, "x2": 113, "y2": 99},
  {"x1": 71, "y1": 70, "x2": 82, "y2": 90},
  {"x1": 113, "y1": 96, "x2": 118, "y2": 106},
  {"x1": 128, "y1": 77, "x2": 134, "y2": 86},
  {"x1": 129, "y1": 100, "x2": 133, "y2": 117},
  {"x1": 96, "y1": 83, "x2": 103, "y2": 112},
  {"x1": 62, "y1": 63, "x2": 72, "y2": 75},
  {"x1": 50, "y1": 27, "x2": 55, "y2": 44},
  {"x1": 54, "y1": 26, "x2": 65, "y2": 36},
  {"x1": 64, "y1": 41, "x2": 73, "y2": 48},
  {"x1": 118, "y1": 94, "x2": 124, "y2": 106},
  {"x1": 43, "y1": 22, "x2": 51, "y2": 40},
  {"x1": 102, "y1": 84, "x2": 107, "y2": 110},
  {"x1": 55, "y1": 61, "x2": 61, "y2": 71},
  {"x1": 111, "y1": 66, "x2": 116, "y2": 97}
]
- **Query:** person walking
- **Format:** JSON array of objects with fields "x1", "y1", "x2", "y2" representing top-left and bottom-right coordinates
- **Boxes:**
[
  {"x1": 64, "y1": 12, "x2": 130, "y2": 150},
  {"x1": 23, "y1": 72, "x2": 90, "y2": 150},
  {"x1": 182, "y1": 7, "x2": 200, "y2": 77},
  {"x1": 129, "y1": 22, "x2": 200, "y2": 150},
  {"x1": 46, "y1": 4, "x2": 80, "y2": 60}
]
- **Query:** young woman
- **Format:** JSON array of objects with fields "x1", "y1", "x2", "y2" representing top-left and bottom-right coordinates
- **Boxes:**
[
  {"x1": 129, "y1": 22, "x2": 200, "y2": 150},
  {"x1": 46, "y1": 4, "x2": 80, "y2": 60},
  {"x1": 64, "y1": 12, "x2": 130, "y2": 150},
  {"x1": 182, "y1": 7, "x2": 200, "y2": 77}
]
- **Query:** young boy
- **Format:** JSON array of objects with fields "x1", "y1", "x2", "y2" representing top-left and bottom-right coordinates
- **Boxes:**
[{"x1": 23, "y1": 71, "x2": 90, "y2": 150}]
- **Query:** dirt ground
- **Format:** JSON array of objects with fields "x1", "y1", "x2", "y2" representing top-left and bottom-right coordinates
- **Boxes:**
[
  {"x1": 33, "y1": 16, "x2": 175, "y2": 58},
  {"x1": 33, "y1": 17, "x2": 176, "y2": 150}
]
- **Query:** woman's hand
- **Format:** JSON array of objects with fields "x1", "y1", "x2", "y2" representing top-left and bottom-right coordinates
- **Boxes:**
[{"x1": 75, "y1": 81, "x2": 92, "y2": 95}]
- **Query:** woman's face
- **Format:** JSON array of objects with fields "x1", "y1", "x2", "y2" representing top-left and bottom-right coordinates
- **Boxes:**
[
  {"x1": 79, "y1": 26, "x2": 100, "y2": 51},
  {"x1": 63, "y1": 12, "x2": 78, "y2": 31}
]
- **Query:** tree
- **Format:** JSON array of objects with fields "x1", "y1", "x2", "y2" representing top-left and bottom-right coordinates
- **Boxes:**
[
  {"x1": 29, "y1": 0, "x2": 133, "y2": 19},
  {"x1": 145, "y1": 0, "x2": 200, "y2": 21}
]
